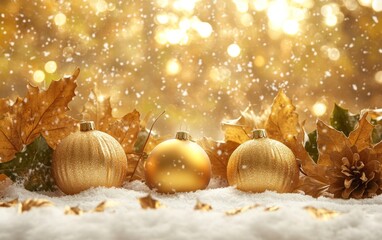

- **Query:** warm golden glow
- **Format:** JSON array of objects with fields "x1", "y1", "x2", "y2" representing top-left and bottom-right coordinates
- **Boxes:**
[
  {"x1": 44, "y1": 61, "x2": 57, "y2": 73},
  {"x1": 312, "y1": 102, "x2": 327, "y2": 117},
  {"x1": 227, "y1": 44, "x2": 241, "y2": 58},
  {"x1": 166, "y1": 58, "x2": 182, "y2": 75},
  {"x1": 372, "y1": 0, "x2": 382, "y2": 11},
  {"x1": 54, "y1": 13, "x2": 66, "y2": 26},
  {"x1": 33, "y1": 70, "x2": 45, "y2": 83},
  {"x1": 375, "y1": 71, "x2": 382, "y2": 84}
]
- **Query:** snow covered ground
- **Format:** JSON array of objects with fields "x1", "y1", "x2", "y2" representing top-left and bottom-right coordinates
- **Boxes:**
[{"x1": 1, "y1": 179, "x2": 382, "y2": 240}]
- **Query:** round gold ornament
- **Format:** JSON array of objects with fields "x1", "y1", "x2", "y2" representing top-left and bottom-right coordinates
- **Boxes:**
[
  {"x1": 144, "y1": 131, "x2": 211, "y2": 193},
  {"x1": 227, "y1": 129, "x2": 299, "y2": 193},
  {"x1": 52, "y1": 121, "x2": 128, "y2": 195}
]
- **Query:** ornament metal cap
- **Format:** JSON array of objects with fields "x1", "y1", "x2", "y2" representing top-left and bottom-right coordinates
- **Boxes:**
[
  {"x1": 80, "y1": 121, "x2": 95, "y2": 132},
  {"x1": 252, "y1": 129, "x2": 267, "y2": 139},
  {"x1": 175, "y1": 131, "x2": 190, "y2": 141}
]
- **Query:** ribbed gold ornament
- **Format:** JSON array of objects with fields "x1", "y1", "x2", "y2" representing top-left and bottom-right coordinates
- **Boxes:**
[
  {"x1": 227, "y1": 129, "x2": 299, "y2": 193},
  {"x1": 144, "y1": 131, "x2": 211, "y2": 193},
  {"x1": 52, "y1": 121, "x2": 128, "y2": 195}
]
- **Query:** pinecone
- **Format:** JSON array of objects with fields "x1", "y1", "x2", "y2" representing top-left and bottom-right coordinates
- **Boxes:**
[{"x1": 327, "y1": 146, "x2": 382, "y2": 199}]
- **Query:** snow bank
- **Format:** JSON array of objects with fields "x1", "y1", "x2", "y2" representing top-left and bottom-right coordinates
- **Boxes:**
[{"x1": 1, "y1": 179, "x2": 382, "y2": 240}]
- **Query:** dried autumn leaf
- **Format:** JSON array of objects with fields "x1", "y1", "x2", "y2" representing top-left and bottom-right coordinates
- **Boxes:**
[
  {"x1": 64, "y1": 206, "x2": 84, "y2": 215},
  {"x1": 225, "y1": 204, "x2": 260, "y2": 216},
  {"x1": 265, "y1": 90, "x2": 300, "y2": 145},
  {"x1": 82, "y1": 88, "x2": 140, "y2": 155},
  {"x1": 304, "y1": 206, "x2": 340, "y2": 220},
  {"x1": 0, "y1": 68, "x2": 80, "y2": 162},
  {"x1": 18, "y1": 199, "x2": 53, "y2": 213},
  {"x1": 194, "y1": 200, "x2": 213, "y2": 211},
  {"x1": 138, "y1": 194, "x2": 163, "y2": 209},
  {"x1": 221, "y1": 106, "x2": 269, "y2": 144},
  {"x1": 264, "y1": 90, "x2": 316, "y2": 181},
  {"x1": 0, "y1": 198, "x2": 18, "y2": 207},
  {"x1": 0, "y1": 98, "x2": 10, "y2": 116},
  {"x1": 126, "y1": 153, "x2": 146, "y2": 181},
  {"x1": 349, "y1": 112, "x2": 374, "y2": 151},
  {"x1": 198, "y1": 137, "x2": 240, "y2": 180},
  {"x1": 317, "y1": 120, "x2": 350, "y2": 166},
  {"x1": 264, "y1": 206, "x2": 280, "y2": 212}
]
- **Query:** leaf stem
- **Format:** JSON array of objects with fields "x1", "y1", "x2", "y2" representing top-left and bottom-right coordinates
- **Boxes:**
[{"x1": 129, "y1": 110, "x2": 165, "y2": 182}]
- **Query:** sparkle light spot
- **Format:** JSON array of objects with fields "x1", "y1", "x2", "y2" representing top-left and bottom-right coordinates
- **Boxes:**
[
  {"x1": 328, "y1": 48, "x2": 340, "y2": 61},
  {"x1": 375, "y1": 71, "x2": 382, "y2": 84},
  {"x1": 312, "y1": 102, "x2": 327, "y2": 117},
  {"x1": 253, "y1": 0, "x2": 268, "y2": 11},
  {"x1": 166, "y1": 58, "x2": 182, "y2": 75},
  {"x1": 33, "y1": 70, "x2": 45, "y2": 83},
  {"x1": 372, "y1": 0, "x2": 382, "y2": 11},
  {"x1": 54, "y1": 13, "x2": 66, "y2": 26},
  {"x1": 227, "y1": 44, "x2": 241, "y2": 58},
  {"x1": 44, "y1": 61, "x2": 57, "y2": 73},
  {"x1": 283, "y1": 20, "x2": 299, "y2": 35}
]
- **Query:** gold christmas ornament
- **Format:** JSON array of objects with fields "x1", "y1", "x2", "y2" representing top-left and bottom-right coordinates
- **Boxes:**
[
  {"x1": 52, "y1": 121, "x2": 128, "y2": 195},
  {"x1": 227, "y1": 129, "x2": 299, "y2": 193},
  {"x1": 145, "y1": 131, "x2": 211, "y2": 193}
]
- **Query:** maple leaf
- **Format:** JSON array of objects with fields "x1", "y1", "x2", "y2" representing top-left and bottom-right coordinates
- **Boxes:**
[
  {"x1": 198, "y1": 137, "x2": 240, "y2": 180},
  {"x1": 221, "y1": 106, "x2": 269, "y2": 144},
  {"x1": 264, "y1": 90, "x2": 316, "y2": 179},
  {"x1": 349, "y1": 112, "x2": 374, "y2": 151},
  {"x1": 0, "y1": 68, "x2": 80, "y2": 162},
  {"x1": 82, "y1": 88, "x2": 140, "y2": 155}
]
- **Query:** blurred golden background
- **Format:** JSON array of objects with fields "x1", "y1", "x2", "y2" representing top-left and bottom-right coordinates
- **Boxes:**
[{"x1": 0, "y1": 0, "x2": 381, "y2": 138}]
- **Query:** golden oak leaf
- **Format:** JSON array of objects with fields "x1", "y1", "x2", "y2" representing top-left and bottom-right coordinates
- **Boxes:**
[
  {"x1": 0, "y1": 69, "x2": 79, "y2": 162},
  {"x1": 349, "y1": 112, "x2": 374, "y2": 151},
  {"x1": 82, "y1": 88, "x2": 140, "y2": 155},
  {"x1": 304, "y1": 206, "x2": 340, "y2": 220},
  {"x1": 316, "y1": 120, "x2": 350, "y2": 166},
  {"x1": 221, "y1": 106, "x2": 269, "y2": 144},
  {"x1": 198, "y1": 137, "x2": 240, "y2": 180},
  {"x1": 138, "y1": 194, "x2": 163, "y2": 209},
  {"x1": 194, "y1": 200, "x2": 213, "y2": 211}
]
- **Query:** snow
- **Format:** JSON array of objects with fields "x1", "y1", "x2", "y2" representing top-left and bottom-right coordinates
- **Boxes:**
[{"x1": 1, "y1": 179, "x2": 382, "y2": 240}]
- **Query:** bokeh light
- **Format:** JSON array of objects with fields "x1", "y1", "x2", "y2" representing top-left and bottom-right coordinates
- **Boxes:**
[
  {"x1": 227, "y1": 44, "x2": 241, "y2": 58},
  {"x1": 44, "y1": 61, "x2": 57, "y2": 73},
  {"x1": 312, "y1": 102, "x2": 328, "y2": 117},
  {"x1": 0, "y1": 0, "x2": 382, "y2": 138},
  {"x1": 54, "y1": 13, "x2": 66, "y2": 26},
  {"x1": 33, "y1": 70, "x2": 45, "y2": 83}
]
